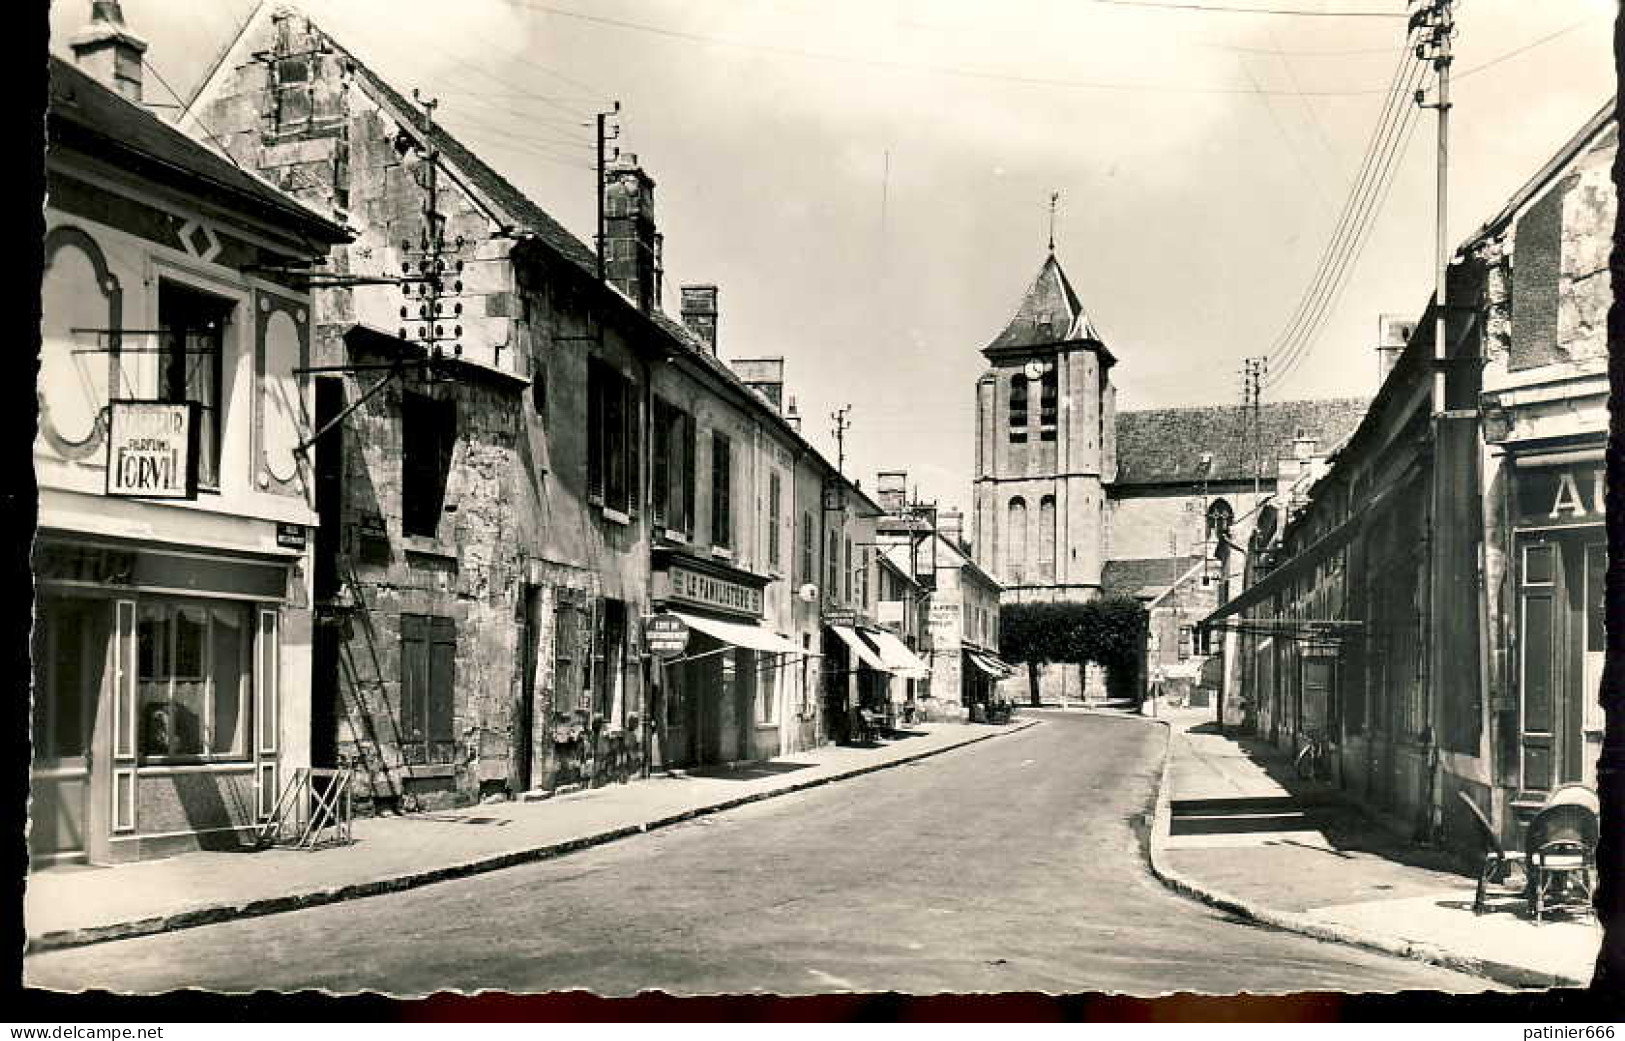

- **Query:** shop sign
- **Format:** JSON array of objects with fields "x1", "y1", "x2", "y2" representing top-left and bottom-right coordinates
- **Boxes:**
[
  {"x1": 276, "y1": 523, "x2": 308, "y2": 550},
  {"x1": 877, "y1": 599, "x2": 905, "y2": 624},
  {"x1": 1300, "y1": 641, "x2": 1340, "y2": 659},
  {"x1": 823, "y1": 607, "x2": 858, "y2": 627},
  {"x1": 105, "y1": 401, "x2": 199, "y2": 499},
  {"x1": 644, "y1": 613, "x2": 690, "y2": 658},
  {"x1": 36, "y1": 544, "x2": 135, "y2": 585},
  {"x1": 928, "y1": 602, "x2": 960, "y2": 626},
  {"x1": 1515, "y1": 463, "x2": 1605, "y2": 529},
  {"x1": 660, "y1": 560, "x2": 763, "y2": 617}
]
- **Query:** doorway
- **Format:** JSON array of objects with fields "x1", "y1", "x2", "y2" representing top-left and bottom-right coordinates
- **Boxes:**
[{"x1": 31, "y1": 596, "x2": 103, "y2": 861}]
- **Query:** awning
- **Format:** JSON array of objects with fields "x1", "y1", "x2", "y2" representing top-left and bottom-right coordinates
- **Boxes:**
[
  {"x1": 964, "y1": 651, "x2": 1012, "y2": 678},
  {"x1": 670, "y1": 611, "x2": 804, "y2": 656},
  {"x1": 865, "y1": 629, "x2": 930, "y2": 679},
  {"x1": 829, "y1": 625, "x2": 893, "y2": 673}
]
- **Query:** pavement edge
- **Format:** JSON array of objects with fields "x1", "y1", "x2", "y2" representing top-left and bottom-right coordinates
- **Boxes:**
[
  {"x1": 26, "y1": 719, "x2": 1042, "y2": 956},
  {"x1": 1138, "y1": 717, "x2": 1590, "y2": 992}
]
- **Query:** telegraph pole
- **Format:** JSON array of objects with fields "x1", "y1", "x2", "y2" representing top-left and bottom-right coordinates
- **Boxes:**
[
  {"x1": 1412, "y1": 0, "x2": 1453, "y2": 417},
  {"x1": 595, "y1": 101, "x2": 621, "y2": 283},
  {"x1": 831, "y1": 404, "x2": 853, "y2": 475}
]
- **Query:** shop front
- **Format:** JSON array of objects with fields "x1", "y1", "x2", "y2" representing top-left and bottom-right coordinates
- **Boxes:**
[
  {"x1": 650, "y1": 550, "x2": 798, "y2": 769},
  {"x1": 32, "y1": 535, "x2": 300, "y2": 864},
  {"x1": 826, "y1": 623, "x2": 901, "y2": 736},
  {"x1": 962, "y1": 648, "x2": 1015, "y2": 721},
  {"x1": 1505, "y1": 443, "x2": 1606, "y2": 825}
]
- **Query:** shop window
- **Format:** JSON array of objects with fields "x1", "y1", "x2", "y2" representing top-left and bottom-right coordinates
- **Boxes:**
[
  {"x1": 768, "y1": 472, "x2": 782, "y2": 569},
  {"x1": 157, "y1": 281, "x2": 228, "y2": 490},
  {"x1": 758, "y1": 657, "x2": 778, "y2": 725},
  {"x1": 651, "y1": 396, "x2": 694, "y2": 534},
  {"x1": 587, "y1": 359, "x2": 638, "y2": 515},
  {"x1": 138, "y1": 600, "x2": 250, "y2": 761},
  {"x1": 711, "y1": 432, "x2": 733, "y2": 549},
  {"x1": 1008, "y1": 375, "x2": 1029, "y2": 443},
  {"x1": 400, "y1": 614, "x2": 455, "y2": 764},
  {"x1": 401, "y1": 391, "x2": 455, "y2": 538}
]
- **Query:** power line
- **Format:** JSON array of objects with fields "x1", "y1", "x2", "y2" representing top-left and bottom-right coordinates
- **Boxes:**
[
  {"x1": 141, "y1": 58, "x2": 244, "y2": 171},
  {"x1": 1075, "y1": 0, "x2": 1405, "y2": 16}
]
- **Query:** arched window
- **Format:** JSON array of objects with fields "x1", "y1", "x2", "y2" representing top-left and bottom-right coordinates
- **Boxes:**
[
  {"x1": 1006, "y1": 497, "x2": 1028, "y2": 584},
  {"x1": 1008, "y1": 375, "x2": 1029, "y2": 443},
  {"x1": 1038, "y1": 496, "x2": 1057, "y2": 582}
]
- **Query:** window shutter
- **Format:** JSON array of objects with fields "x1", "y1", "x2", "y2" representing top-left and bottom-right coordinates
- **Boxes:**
[
  {"x1": 651, "y1": 399, "x2": 669, "y2": 526},
  {"x1": 586, "y1": 364, "x2": 604, "y2": 502},
  {"x1": 682, "y1": 413, "x2": 697, "y2": 533},
  {"x1": 428, "y1": 617, "x2": 456, "y2": 752},
  {"x1": 400, "y1": 614, "x2": 428, "y2": 746},
  {"x1": 625, "y1": 376, "x2": 641, "y2": 516}
]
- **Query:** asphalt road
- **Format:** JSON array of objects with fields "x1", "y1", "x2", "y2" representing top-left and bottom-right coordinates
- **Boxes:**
[{"x1": 26, "y1": 712, "x2": 1492, "y2": 997}]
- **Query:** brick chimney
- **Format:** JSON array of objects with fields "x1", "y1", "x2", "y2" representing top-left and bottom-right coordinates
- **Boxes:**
[
  {"x1": 938, "y1": 508, "x2": 964, "y2": 548},
  {"x1": 876, "y1": 471, "x2": 908, "y2": 515},
  {"x1": 785, "y1": 396, "x2": 802, "y2": 433},
  {"x1": 730, "y1": 357, "x2": 784, "y2": 412},
  {"x1": 70, "y1": 1, "x2": 147, "y2": 103},
  {"x1": 603, "y1": 154, "x2": 661, "y2": 312},
  {"x1": 680, "y1": 285, "x2": 718, "y2": 354}
]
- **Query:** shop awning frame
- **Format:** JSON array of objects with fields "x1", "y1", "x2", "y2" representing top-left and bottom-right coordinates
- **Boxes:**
[
  {"x1": 828, "y1": 625, "x2": 894, "y2": 674},
  {"x1": 865, "y1": 628, "x2": 931, "y2": 679},
  {"x1": 662, "y1": 611, "x2": 811, "y2": 666}
]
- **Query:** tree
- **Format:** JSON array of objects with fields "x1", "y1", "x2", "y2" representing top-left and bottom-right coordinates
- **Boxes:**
[{"x1": 999, "y1": 596, "x2": 1150, "y2": 706}]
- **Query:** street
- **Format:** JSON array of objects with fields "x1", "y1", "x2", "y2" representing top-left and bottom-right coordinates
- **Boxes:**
[{"x1": 26, "y1": 713, "x2": 1492, "y2": 997}]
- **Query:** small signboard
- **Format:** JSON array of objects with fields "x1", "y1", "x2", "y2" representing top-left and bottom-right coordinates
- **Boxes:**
[
  {"x1": 644, "y1": 613, "x2": 690, "y2": 658},
  {"x1": 276, "y1": 523, "x2": 308, "y2": 550},
  {"x1": 106, "y1": 401, "x2": 199, "y2": 499}
]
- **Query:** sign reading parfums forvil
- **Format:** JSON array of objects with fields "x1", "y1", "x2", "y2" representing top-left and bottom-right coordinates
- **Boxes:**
[{"x1": 106, "y1": 401, "x2": 200, "y2": 499}]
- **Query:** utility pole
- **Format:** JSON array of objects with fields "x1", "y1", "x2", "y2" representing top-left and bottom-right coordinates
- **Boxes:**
[
  {"x1": 1241, "y1": 356, "x2": 1268, "y2": 503},
  {"x1": 595, "y1": 101, "x2": 621, "y2": 283},
  {"x1": 1411, "y1": 0, "x2": 1453, "y2": 845},
  {"x1": 831, "y1": 404, "x2": 852, "y2": 475}
]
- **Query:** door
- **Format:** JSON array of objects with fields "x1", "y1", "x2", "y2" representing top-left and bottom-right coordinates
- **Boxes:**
[
  {"x1": 32, "y1": 597, "x2": 102, "y2": 861},
  {"x1": 515, "y1": 585, "x2": 542, "y2": 792},
  {"x1": 1517, "y1": 535, "x2": 1597, "y2": 795},
  {"x1": 309, "y1": 377, "x2": 344, "y2": 769}
]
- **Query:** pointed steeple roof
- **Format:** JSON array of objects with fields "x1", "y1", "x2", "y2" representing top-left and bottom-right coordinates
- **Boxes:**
[{"x1": 984, "y1": 252, "x2": 1102, "y2": 354}]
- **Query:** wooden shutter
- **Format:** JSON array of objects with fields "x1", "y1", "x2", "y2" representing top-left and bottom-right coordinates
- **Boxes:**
[
  {"x1": 428, "y1": 617, "x2": 456, "y2": 759},
  {"x1": 712, "y1": 433, "x2": 730, "y2": 548},
  {"x1": 651, "y1": 399, "x2": 669, "y2": 526},
  {"x1": 400, "y1": 614, "x2": 428, "y2": 755},
  {"x1": 682, "y1": 413, "x2": 697, "y2": 534},
  {"x1": 625, "y1": 375, "x2": 641, "y2": 517},
  {"x1": 586, "y1": 363, "x2": 604, "y2": 502},
  {"x1": 769, "y1": 473, "x2": 781, "y2": 567}
]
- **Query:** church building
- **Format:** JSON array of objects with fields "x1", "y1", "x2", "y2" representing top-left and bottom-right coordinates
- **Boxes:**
[{"x1": 971, "y1": 248, "x2": 1369, "y2": 702}]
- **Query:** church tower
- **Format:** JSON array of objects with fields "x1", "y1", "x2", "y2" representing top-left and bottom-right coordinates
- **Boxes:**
[{"x1": 972, "y1": 250, "x2": 1116, "y2": 604}]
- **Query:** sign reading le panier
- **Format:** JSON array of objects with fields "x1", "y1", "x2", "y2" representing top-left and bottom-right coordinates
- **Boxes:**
[
  {"x1": 644, "y1": 613, "x2": 690, "y2": 658},
  {"x1": 106, "y1": 401, "x2": 199, "y2": 499},
  {"x1": 662, "y1": 560, "x2": 764, "y2": 617}
]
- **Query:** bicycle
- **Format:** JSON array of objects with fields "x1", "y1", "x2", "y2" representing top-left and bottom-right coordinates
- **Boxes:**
[{"x1": 1294, "y1": 729, "x2": 1333, "y2": 781}]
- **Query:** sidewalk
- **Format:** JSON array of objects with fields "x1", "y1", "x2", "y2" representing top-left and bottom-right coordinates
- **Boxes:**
[
  {"x1": 1152, "y1": 705, "x2": 1602, "y2": 989},
  {"x1": 26, "y1": 719, "x2": 1036, "y2": 953}
]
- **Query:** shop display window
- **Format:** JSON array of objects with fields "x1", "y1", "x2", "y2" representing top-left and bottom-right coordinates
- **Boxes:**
[{"x1": 137, "y1": 600, "x2": 251, "y2": 761}]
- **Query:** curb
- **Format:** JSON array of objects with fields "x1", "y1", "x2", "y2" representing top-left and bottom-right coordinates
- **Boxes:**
[
  {"x1": 27, "y1": 719, "x2": 1040, "y2": 955},
  {"x1": 1138, "y1": 719, "x2": 1589, "y2": 991}
]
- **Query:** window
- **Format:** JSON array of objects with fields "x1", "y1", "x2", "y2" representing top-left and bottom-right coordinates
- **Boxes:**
[
  {"x1": 596, "y1": 599, "x2": 627, "y2": 722},
  {"x1": 768, "y1": 472, "x2": 783, "y2": 569},
  {"x1": 1006, "y1": 497, "x2": 1028, "y2": 585},
  {"x1": 1039, "y1": 369, "x2": 1058, "y2": 441},
  {"x1": 156, "y1": 281, "x2": 229, "y2": 490},
  {"x1": 588, "y1": 359, "x2": 638, "y2": 514},
  {"x1": 758, "y1": 656, "x2": 777, "y2": 725},
  {"x1": 138, "y1": 600, "x2": 250, "y2": 761},
  {"x1": 401, "y1": 391, "x2": 455, "y2": 537},
  {"x1": 1206, "y1": 499, "x2": 1234, "y2": 543},
  {"x1": 400, "y1": 614, "x2": 455, "y2": 764},
  {"x1": 1038, "y1": 496, "x2": 1056, "y2": 582},
  {"x1": 844, "y1": 537, "x2": 854, "y2": 603},
  {"x1": 1008, "y1": 374, "x2": 1029, "y2": 443},
  {"x1": 712, "y1": 431, "x2": 733, "y2": 548},
  {"x1": 828, "y1": 530, "x2": 840, "y2": 602},
  {"x1": 801, "y1": 513, "x2": 815, "y2": 583},
  {"x1": 652, "y1": 397, "x2": 696, "y2": 534}
]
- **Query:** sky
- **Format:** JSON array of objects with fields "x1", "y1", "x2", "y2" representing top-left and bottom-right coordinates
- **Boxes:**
[{"x1": 49, "y1": 0, "x2": 1617, "y2": 513}]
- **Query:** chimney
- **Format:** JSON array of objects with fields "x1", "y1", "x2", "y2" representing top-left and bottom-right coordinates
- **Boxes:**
[
  {"x1": 876, "y1": 471, "x2": 908, "y2": 515},
  {"x1": 938, "y1": 508, "x2": 964, "y2": 547},
  {"x1": 785, "y1": 396, "x2": 802, "y2": 433},
  {"x1": 70, "y1": 1, "x2": 148, "y2": 103},
  {"x1": 603, "y1": 154, "x2": 661, "y2": 312},
  {"x1": 1376, "y1": 314, "x2": 1414, "y2": 385},
  {"x1": 680, "y1": 285, "x2": 718, "y2": 354},
  {"x1": 730, "y1": 357, "x2": 784, "y2": 412}
]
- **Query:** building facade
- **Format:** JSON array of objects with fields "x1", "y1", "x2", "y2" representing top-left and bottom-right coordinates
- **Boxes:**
[
  {"x1": 1206, "y1": 100, "x2": 1615, "y2": 857},
  {"x1": 35, "y1": 13, "x2": 349, "y2": 863}
]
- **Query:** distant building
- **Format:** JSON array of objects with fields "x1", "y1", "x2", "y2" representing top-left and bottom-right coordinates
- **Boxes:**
[{"x1": 969, "y1": 248, "x2": 1366, "y2": 702}]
